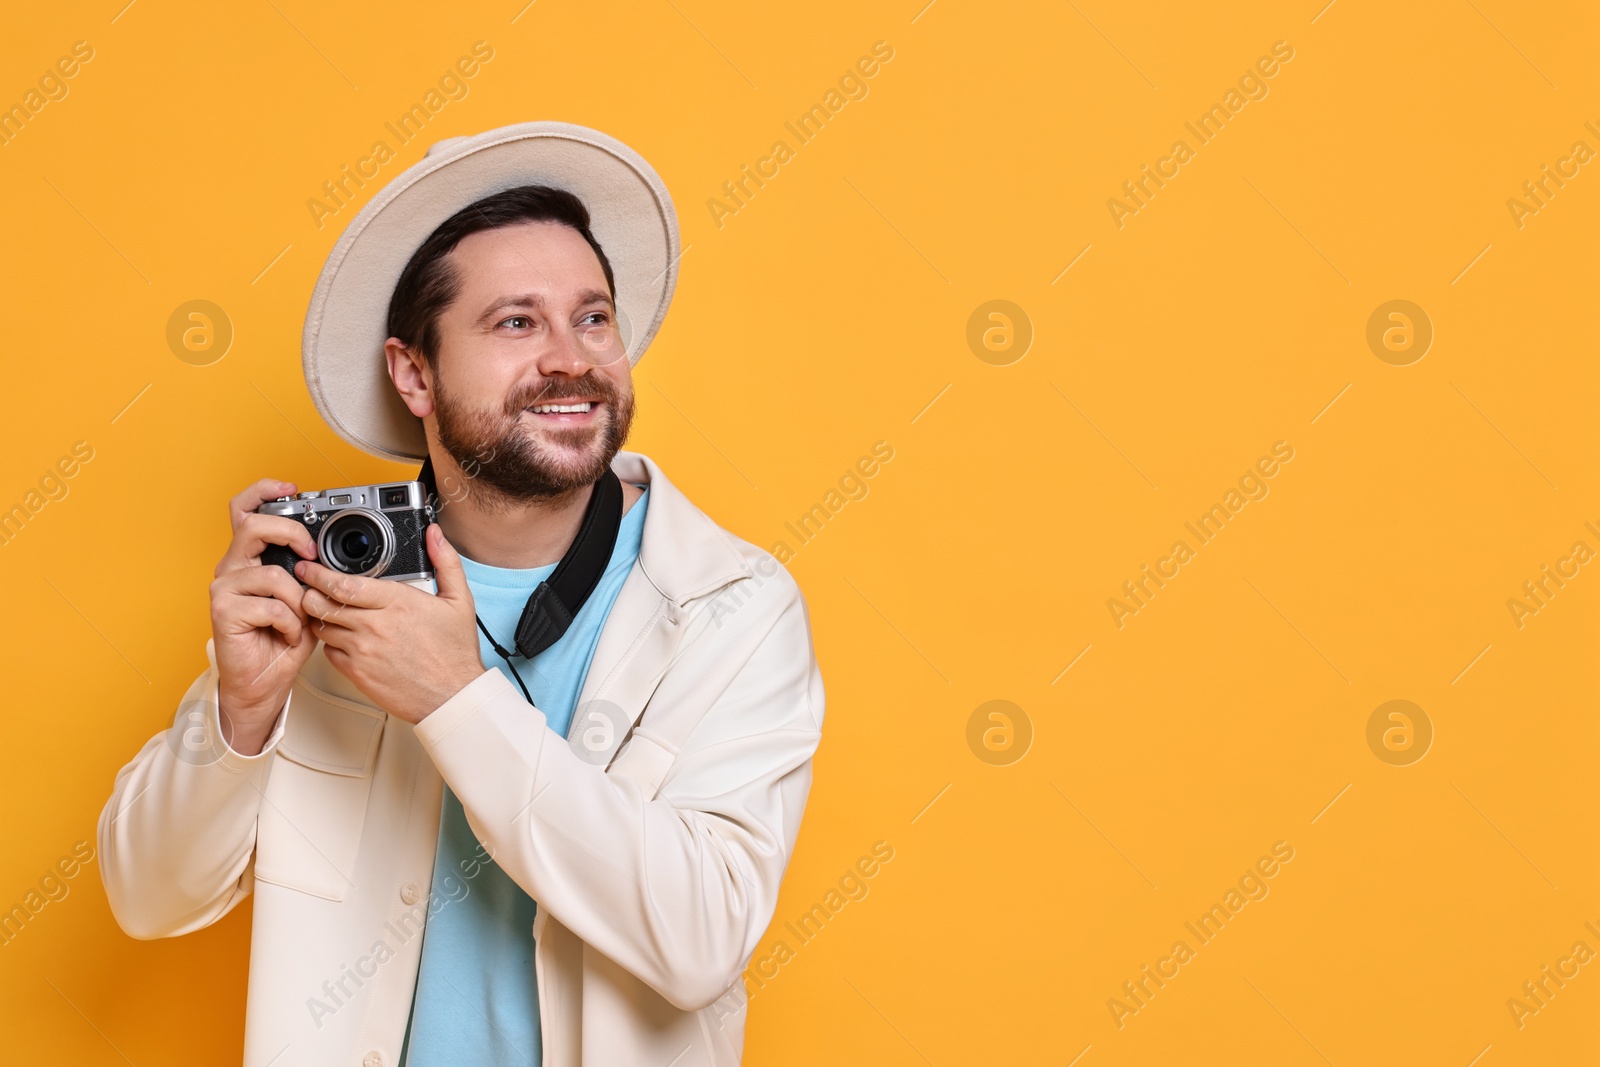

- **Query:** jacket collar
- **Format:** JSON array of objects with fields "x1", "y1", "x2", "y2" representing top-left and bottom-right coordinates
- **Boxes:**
[{"x1": 610, "y1": 450, "x2": 752, "y2": 606}]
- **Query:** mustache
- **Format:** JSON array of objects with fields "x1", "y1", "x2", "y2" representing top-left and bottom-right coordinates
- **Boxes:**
[{"x1": 504, "y1": 375, "x2": 619, "y2": 415}]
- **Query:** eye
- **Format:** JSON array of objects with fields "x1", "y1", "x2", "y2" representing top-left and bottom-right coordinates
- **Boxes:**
[
  {"x1": 579, "y1": 311, "x2": 611, "y2": 326},
  {"x1": 499, "y1": 315, "x2": 534, "y2": 330}
]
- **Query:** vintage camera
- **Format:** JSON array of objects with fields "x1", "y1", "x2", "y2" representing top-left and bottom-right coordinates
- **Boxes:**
[{"x1": 257, "y1": 481, "x2": 436, "y2": 584}]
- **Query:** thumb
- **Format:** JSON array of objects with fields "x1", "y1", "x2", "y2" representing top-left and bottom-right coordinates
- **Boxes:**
[{"x1": 427, "y1": 523, "x2": 471, "y2": 602}]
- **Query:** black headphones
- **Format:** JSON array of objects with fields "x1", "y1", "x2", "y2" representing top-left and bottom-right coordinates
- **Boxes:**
[{"x1": 417, "y1": 455, "x2": 625, "y2": 704}]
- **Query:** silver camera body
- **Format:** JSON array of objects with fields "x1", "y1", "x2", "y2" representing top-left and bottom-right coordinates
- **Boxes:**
[{"x1": 257, "y1": 481, "x2": 436, "y2": 588}]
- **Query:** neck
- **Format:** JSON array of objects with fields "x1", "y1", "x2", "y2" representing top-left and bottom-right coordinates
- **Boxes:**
[{"x1": 426, "y1": 447, "x2": 643, "y2": 570}]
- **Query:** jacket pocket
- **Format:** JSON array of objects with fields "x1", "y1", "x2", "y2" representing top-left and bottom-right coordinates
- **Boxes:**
[{"x1": 252, "y1": 676, "x2": 383, "y2": 902}]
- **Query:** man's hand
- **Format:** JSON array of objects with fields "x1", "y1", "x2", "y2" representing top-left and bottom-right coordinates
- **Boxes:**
[
  {"x1": 211, "y1": 479, "x2": 321, "y2": 755},
  {"x1": 297, "y1": 523, "x2": 487, "y2": 724}
]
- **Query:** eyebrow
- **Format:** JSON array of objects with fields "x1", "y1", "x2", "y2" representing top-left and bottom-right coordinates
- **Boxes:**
[{"x1": 475, "y1": 288, "x2": 614, "y2": 327}]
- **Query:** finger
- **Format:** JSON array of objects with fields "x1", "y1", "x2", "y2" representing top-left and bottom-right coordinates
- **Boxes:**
[
  {"x1": 322, "y1": 643, "x2": 353, "y2": 675},
  {"x1": 427, "y1": 524, "x2": 472, "y2": 602},
  {"x1": 230, "y1": 479, "x2": 298, "y2": 533},
  {"x1": 217, "y1": 513, "x2": 319, "y2": 576},
  {"x1": 312, "y1": 613, "x2": 356, "y2": 649},
  {"x1": 219, "y1": 595, "x2": 308, "y2": 645},
  {"x1": 295, "y1": 560, "x2": 388, "y2": 608},
  {"x1": 212, "y1": 565, "x2": 313, "y2": 624},
  {"x1": 302, "y1": 587, "x2": 367, "y2": 626}
]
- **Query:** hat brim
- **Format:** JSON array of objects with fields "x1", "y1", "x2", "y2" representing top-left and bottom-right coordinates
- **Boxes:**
[{"x1": 302, "y1": 121, "x2": 680, "y2": 462}]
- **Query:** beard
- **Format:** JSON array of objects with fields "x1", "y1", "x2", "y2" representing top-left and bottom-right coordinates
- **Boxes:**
[{"x1": 432, "y1": 365, "x2": 635, "y2": 509}]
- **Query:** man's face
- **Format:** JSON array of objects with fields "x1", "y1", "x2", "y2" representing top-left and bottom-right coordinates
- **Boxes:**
[{"x1": 424, "y1": 220, "x2": 635, "y2": 503}]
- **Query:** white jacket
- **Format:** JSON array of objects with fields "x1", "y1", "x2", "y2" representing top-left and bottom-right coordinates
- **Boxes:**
[{"x1": 97, "y1": 450, "x2": 825, "y2": 1066}]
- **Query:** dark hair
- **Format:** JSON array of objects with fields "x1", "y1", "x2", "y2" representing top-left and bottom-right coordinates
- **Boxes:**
[{"x1": 385, "y1": 184, "x2": 616, "y2": 366}]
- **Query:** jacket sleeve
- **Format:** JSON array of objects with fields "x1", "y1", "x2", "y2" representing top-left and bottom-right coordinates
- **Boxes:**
[
  {"x1": 414, "y1": 577, "x2": 825, "y2": 1011},
  {"x1": 97, "y1": 639, "x2": 289, "y2": 940}
]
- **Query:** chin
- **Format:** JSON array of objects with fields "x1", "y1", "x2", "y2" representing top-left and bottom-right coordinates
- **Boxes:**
[{"x1": 535, "y1": 442, "x2": 611, "y2": 476}]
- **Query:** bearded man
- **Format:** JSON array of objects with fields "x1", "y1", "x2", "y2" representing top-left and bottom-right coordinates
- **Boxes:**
[{"x1": 97, "y1": 122, "x2": 825, "y2": 1067}]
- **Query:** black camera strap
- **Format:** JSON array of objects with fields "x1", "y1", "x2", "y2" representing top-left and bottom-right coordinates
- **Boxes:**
[{"x1": 417, "y1": 456, "x2": 625, "y2": 702}]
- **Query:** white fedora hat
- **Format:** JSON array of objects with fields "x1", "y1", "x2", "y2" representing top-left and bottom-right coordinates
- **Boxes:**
[{"x1": 301, "y1": 120, "x2": 681, "y2": 462}]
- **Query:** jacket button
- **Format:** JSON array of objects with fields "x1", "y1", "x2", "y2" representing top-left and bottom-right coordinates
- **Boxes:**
[
  {"x1": 363, "y1": 1053, "x2": 382, "y2": 1067},
  {"x1": 400, "y1": 882, "x2": 421, "y2": 905}
]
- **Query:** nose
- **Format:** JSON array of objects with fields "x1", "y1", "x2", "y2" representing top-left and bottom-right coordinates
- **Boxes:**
[{"x1": 532, "y1": 322, "x2": 594, "y2": 377}]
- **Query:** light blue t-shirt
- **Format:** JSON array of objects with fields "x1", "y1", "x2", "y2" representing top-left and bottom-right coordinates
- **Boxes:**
[{"x1": 398, "y1": 485, "x2": 649, "y2": 1067}]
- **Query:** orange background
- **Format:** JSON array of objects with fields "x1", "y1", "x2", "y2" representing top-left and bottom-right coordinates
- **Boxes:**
[{"x1": 1, "y1": 1, "x2": 1597, "y2": 1064}]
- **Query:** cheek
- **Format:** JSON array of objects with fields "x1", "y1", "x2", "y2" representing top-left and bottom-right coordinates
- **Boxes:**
[
  {"x1": 600, "y1": 367, "x2": 633, "y2": 400},
  {"x1": 442, "y1": 356, "x2": 513, "y2": 409},
  {"x1": 482, "y1": 375, "x2": 523, "y2": 409}
]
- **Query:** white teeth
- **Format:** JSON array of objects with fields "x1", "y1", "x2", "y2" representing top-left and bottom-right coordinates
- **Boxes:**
[{"x1": 529, "y1": 402, "x2": 594, "y2": 414}]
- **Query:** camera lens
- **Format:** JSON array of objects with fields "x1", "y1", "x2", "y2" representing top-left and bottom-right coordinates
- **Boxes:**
[
  {"x1": 339, "y1": 527, "x2": 372, "y2": 560},
  {"x1": 319, "y1": 509, "x2": 395, "y2": 577}
]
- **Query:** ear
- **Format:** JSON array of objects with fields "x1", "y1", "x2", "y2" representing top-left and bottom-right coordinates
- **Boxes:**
[{"x1": 386, "y1": 337, "x2": 435, "y2": 419}]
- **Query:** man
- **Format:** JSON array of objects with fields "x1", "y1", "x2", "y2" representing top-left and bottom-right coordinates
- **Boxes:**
[{"x1": 97, "y1": 122, "x2": 824, "y2": 1067}]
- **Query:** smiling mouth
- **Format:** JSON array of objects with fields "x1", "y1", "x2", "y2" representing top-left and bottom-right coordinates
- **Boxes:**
[{"x1": 523, "y1": 400, "x2": 601, "y2": 423}]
